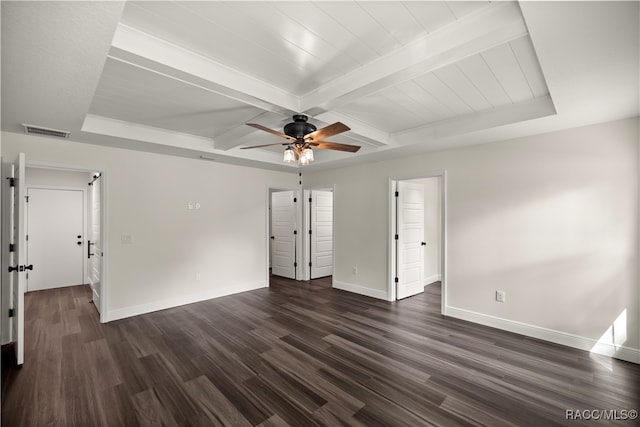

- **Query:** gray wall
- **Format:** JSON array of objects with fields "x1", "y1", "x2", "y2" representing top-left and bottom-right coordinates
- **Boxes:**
[{"x1": 305, "y1": 117, "x2": 639, "y2": 361}]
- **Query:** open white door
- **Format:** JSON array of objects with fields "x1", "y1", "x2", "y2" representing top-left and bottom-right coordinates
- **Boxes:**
[
  {"x1": 8, "y1": 153, "x2": 26, "y2": 365},
  {"x1": 397, "y1": 181, "x2": 425, "y2": 300},
  {"x1": 88, "y1": 175, "x2": 102, "y2": 312},
  {"x1": 310, "y1": 190, "x2": 333, "y2": 279},
  {"x1": 271, "y1": 191, "x2": 296, "y2": 279}
]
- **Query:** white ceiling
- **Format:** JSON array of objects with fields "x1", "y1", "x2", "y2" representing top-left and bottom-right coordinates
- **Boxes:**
[{"x1": 2, "y1": 1, "x2": 638, "y2": 172}]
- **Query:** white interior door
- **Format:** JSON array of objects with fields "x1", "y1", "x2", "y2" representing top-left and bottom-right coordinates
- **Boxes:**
[
  {"x1": 9, "y1": 153, "x2": 26, "y2": 365},
  {"x1": 88, "y1": 176, "x2": 102, "y2": 312},
  {"x1": 26, "y1": 188, "x2": 84, "y2": 291},
  {"x1": 397, "y1": 181, "x2": 425, "y2": 299},
  {"x1": 271, "y1": 191, "x2": 296, "y2": 279},
  {"x1": 310, "y1": 190, "x2": 333, "y2": 279}
]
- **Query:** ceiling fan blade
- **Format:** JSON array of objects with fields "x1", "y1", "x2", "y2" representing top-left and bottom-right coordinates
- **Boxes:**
[
  {"x1": 304, "y1": 122, "x2": 350, "y2": 142},
  {"x1": 240, "y1": 142, "x2": 290, "y2": 149},
  {"x1": 247, "y1": 123, "x2": 296, "y2": 141},
  {"x1": 310, "y1": 141, "x2": 361, "y2": 153}
]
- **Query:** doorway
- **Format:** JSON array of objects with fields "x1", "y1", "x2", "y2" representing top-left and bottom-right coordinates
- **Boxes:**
[
  {"x1": 306, "y1": 188, "x2": 334, "y2": 280},
  {"x1": 26, "y1": 187, "x2": 85, "y2": 291},
  {"x1": 268, "y1": 188, "x2": 301, "y2": 280},
  {"x1": 389, "y1": 174, "x2": 446, "y2": 310}
]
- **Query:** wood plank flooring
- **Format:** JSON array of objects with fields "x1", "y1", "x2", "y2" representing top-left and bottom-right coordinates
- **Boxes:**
[{"x1": 2, "y1": 277, "x2": 639, "y2": 426}]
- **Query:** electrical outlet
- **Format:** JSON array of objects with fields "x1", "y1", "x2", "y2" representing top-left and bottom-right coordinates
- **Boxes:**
[
  {"x1": 496, "y1": 290, "x2": 506, "y2": 303},
  {"x1": 188, "y1": 202, "x2": 194, "y2": 210},
  {"x1": 195, "y1": 273, "x2": 201, "y2": 281},
  {"x1": 121, "y1": 234, "x2": 132, "y2": 245},
  {"x1": 195, "y1": 202, "x2": 201, "y2": 210},
  {"x1": 353, "y1": 266, "x2": 358, "y2": 275}
]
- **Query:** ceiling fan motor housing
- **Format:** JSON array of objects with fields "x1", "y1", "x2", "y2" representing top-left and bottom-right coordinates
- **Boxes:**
[{"x1": 284, "y1": 114, "x2": 316, "y2": 140}]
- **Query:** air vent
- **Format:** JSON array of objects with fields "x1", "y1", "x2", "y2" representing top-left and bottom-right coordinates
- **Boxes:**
[{"x1": 22, "y1": 123, "x2": 70, "y2": 139}]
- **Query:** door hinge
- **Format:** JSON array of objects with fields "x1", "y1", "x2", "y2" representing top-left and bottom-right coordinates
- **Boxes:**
[
  {"x1": 395, "y1": 191, "x2": 399, "y2": 197},
  {"x1": 309, "y1": 262, "x2": 312, "y2": 267},
  {"x1": 309, "y1": 197, "x2": 312, "y2": 203},
  {"x1": 25, "y1": 195, "x2": 29, "y2": 203},
  {"x1": 394, "y1": 277, "x2": 399, "y2": 283},
  {"x1": 294, "y1": 262, "x2": 297, "y2": 268},
  {"x1": 8, "y1": 308, "x2": 14, "y2": 318},
  {"x1": 7, "y1": 177, "x2": 15, "y2": 187},
  {"x1": 394, "y1": 234, "x2": 398, "y2": 240},
  {"x1": 308, "y1": 229, "x2": 312, "y2": 235},
  {"x1": 9, "y1": 243, "x2": 14, "y2": 252},
  {"x1": 293, "y1": 230, "x2": 297, "y2": 235},
  {"x1": 26, "y1": 235, "x2": 29, "y2": 241},
  {"x1": 294, "y1": 197, "x2": 297, "y2": 203}
]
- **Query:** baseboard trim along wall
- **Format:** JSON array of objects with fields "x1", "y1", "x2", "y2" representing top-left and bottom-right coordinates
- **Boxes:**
[
  {"x1": 424, "y1": 274, "x2": 441, "y2": 286},
  {"x1": 333, "y1": 280, "x2": 389, "y2": 301},
  {"x1": 106, "y1": 280, "x2": 268, "y2": 322},
  {"x1": 446, "y1": 306, "x2": 640, "y2": 364}
]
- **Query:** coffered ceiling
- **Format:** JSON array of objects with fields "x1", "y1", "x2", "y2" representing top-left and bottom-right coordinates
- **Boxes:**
[{"x1": 2, "y1": 1, "x2": 638, "y2": 171}]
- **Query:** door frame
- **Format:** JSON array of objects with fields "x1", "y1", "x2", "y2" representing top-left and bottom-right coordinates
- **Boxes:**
[
  {"x1": 25, "y1": 185, "x2": 87, "y2": 292},
  {"x1": 266, "y1": 185, "x2": 302, "y2": 282},
  {"x1": 302, "y1": 186, "x2": 335, "y2": 281},
  {"x1": 25, "y1": 161, "x2": 108, "y2": 322},
  {"x1": 388, "y1": 171, "x2": 448, "y2": 314}
]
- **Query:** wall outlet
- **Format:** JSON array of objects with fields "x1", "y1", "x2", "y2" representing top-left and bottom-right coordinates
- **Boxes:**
[
  {"x1": 121, "y1": 234, "x2": 132, "y2": 245},
  {"x1": 188, "y1": 202, "x2": 194, "y2": 210},
  {"x1": 195, "y1": 273, "x2": 201, "y2": 281},
  {"x1": 496, "y1": 290, "x2": 506, "y2": 303},
  {"x1": 195, "y1": 202, "x2": 201, "y2": 210},
  {"x1": 353, "y1": 266, "x2": 358, "y2": 275}
]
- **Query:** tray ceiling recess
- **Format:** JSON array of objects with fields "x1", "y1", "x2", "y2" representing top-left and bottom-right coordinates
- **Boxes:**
[{"x1": 78, "y1": 0, "x2": 556, "y2": 169}]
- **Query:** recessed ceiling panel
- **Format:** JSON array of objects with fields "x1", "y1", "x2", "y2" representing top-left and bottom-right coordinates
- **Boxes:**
[
  {"x1": 335, "y1": 34, "x2": 549, "y2": 134},
  {"x1": 89, "y1": 58, "x2": 263, "y2": 138}
]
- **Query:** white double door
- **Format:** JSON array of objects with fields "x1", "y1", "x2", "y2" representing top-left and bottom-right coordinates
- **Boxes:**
[{"x1": 27, "y1": 187, "x2": 85, "y2": 291}]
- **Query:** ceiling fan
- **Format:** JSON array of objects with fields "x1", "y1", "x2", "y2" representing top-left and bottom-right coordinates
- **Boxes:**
[{"x1": 242, "y1": 114, "x2": 361, "y2": 165}]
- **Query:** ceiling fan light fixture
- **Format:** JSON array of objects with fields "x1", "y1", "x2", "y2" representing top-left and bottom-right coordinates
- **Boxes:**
[
  {"x1": 283, "y1": 146, "x2": 296, "y2": 163},
  {"x1": 301, "y1": 147, "x2": 314, "y2": 163}
]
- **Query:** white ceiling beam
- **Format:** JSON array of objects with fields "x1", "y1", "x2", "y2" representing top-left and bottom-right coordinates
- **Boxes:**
[
  {"x1": 82, "y1": 114, "x2": 290, "y2": 165},
  {"x1": 300, "y1": 1, "x2": 528, "y2": 113},
  {"x1": 391, "y1": 95, "x2": 556, "y2": 145},
  {"x1": 110, "y1": 24, "x2": 301, "y2": 116}
]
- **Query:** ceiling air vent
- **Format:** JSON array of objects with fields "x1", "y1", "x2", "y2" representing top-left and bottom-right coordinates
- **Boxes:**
[{"x1": 22, "y1": 123, "x2": 70, "y2": 139}]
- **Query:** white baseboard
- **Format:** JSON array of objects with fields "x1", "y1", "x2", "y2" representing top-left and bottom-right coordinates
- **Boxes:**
[
  {"x1": 333, "y1": 280, "x2": 388, "y2": 301},
  {"x1": 446, "y1": 306, "x2": 640, "y2": 364},
  {"x1": 424, "y1": 274, "x2": 441, "y2": 286},
  {"x1": 106, "y1": 281, "x2": 268, "y2": 322}
]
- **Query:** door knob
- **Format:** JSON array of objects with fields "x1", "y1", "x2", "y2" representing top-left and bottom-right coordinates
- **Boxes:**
[
  {"x1": 23, "y1": 265, "x2": 33, "y2": 271},
  {"x1": 421, "y1": 242, "x2": 426, "y2": 246},
  {"x1": 77, "y1": 241, "x2": 82, "y2": 246},
  {"x1": 270, "y1": 236, "x2": 275, "y2": 240}
]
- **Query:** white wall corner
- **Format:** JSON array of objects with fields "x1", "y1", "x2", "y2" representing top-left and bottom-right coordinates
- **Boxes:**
[
  {"x1": 445, "y1": 306, "x2": 640, "y2": 365},
  {"x1": 106, "y1": 280, "x2": 268, "y2": 322},
  {"x1": 333, "y1": 280, "x2": 389, "y2": 301},
  {"x1": 424, "y1": 274, "x2": 442, "y2": 286}
]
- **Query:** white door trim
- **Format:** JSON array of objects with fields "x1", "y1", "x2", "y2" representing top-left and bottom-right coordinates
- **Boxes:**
[
  {"x1": 388, "y1": 171, "x2": 448, "y2": 314},
  {"x1": 266, "y1": 185, "x2": 302, "y2": 282},
  {"x1": 23, "y1": 161, "x2": 109, "y2": 323}
]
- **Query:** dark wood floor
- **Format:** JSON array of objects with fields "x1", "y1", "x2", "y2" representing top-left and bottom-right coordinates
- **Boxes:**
[{"x1": 2, "y1": 277, "x2": 638, "y2": 426}]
